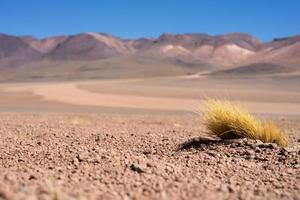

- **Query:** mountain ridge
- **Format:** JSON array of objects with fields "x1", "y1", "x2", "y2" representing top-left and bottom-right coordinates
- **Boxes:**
[{"x1": 0, "y1": 32, "x2": 299, "y2": 81}]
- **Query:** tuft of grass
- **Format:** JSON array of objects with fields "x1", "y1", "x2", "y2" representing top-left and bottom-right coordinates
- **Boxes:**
[
  {"x1": 202, "y1": 99, "x2": 288, "y2": 147},
  {"x1": 262, "y1": 120, "x2": 288, "y2": 147}
]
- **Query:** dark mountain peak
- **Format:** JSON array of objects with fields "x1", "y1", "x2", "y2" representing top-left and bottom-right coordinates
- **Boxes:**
[
  {"x1": 271, "y1": 35, "x2": 300, "y2": 43},
  {"x1": 268, "y1": 34, "x2": 300, "y2": 50},
  {"x1": 272, "y1": 37, "x2": 289, "y2": 42}
]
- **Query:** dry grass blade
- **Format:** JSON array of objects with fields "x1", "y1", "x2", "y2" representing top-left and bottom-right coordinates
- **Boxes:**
[
  {"x1": 202, "y1": 99, "x2": 288, "y2": 147},
  {"x1": 262, "y1": 120, "x2": 288, "y2": 147}
]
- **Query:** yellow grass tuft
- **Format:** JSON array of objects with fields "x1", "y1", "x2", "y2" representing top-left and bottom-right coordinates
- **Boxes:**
[
  {"x1": 202, "y1": 99, "x2": 288, "y2": 147},
  {"x1": 262, "y1": 120, "x2": 288, "y2": 147}
]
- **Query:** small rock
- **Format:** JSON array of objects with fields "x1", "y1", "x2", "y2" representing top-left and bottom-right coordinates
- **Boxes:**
[
  {"x1": 283, "y1": 147, "x2": 296, "y2": 153},
  {"x1": 278, "y1": 148, "x2": 288, "y2": 156},
  {"x1": 29, "y1": 175, "x2": 37, "y2": 180},
  {"x1": 254, "y1": 147, "x2": 261, "y2": 153},
  {"x1": 244, "y1": 149, "x2": 255, "y2": 160},
  {"x1": 101, "y1": 155, "x2": 110, "y2": 160},
  {"x1": 48, "y1": 166, "x2": 54, "y2": 170},
  {"x1": 253, "y1": 189, "x2": 261, "y2": 196},
  {"x1": 245, "y1": 140, "x2": 255, "y2": 147},
  {"x1": 258, "y1": 143, "x2": 267, "y2": 148},
  {"x1": 0, "y1": 187, "x2": 13, "y2": 200},
  {"x1": 207, "y1": 151, "x2": 217, "y2": 157},
  {"x1": 255, "y1": 140, "x2": 264, "y2": 146},
  {"x1": 293, "y1": 164, "x2": 300, "y2": 169},
  {"x1": 228, "y1": 185, "x2": 235, "y2": 193},
  {"x1": 73, "y1": 157, "x2": 80, "y2": 166},
  {"x1": 245, "y1": 149, "x2": 255, "y2": 156},
  {"x1": 146, "y1": 162, "x2": 153, "y2": 168},
  {"x1": 218, "y1": 184, "x2": 234, "y2": 193},
  {"x1": 266, "y1": 143, "x2": 278, "y2": 149},
  {"x1": 231, "y1": 158, "x2": 239, "y2": 164},
  {"x1": 254, "y1": 155, "x2": 265, "y2": 161},
  {"x1": 286, "y1": 168, "x2": 294, "y2": 174},
  {"x1": 4, "y1": 173, "x2": 16, "y2": 182},
  {"x1": 77, "y1": 152, "x2": 89, "y2": 162},
  {"x1": 230, "y1": 143, "x2": 238, "y2": 148},
  {"x1": 142, "y1": 150, "x2": 151, "y2": 155},
  {"x1": 236, "y1": 138, "x2": 248, "y2": 145},
  {"x1": 258, "y1": 142, "x2": 277, "y2": 149},
  {"x1": 130, "y1": 163, "x2": 147, "y2": 173}
]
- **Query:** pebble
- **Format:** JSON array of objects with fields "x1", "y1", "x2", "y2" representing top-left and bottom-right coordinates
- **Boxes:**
[
  {"x1": 29, "y1": 175, "x2": 37, "y2": 180},
  {"x1": 218, "y1": 184, "x2": 235, "y2": 193},
  {"x1": 130, "y1": 164, "x2": 147, "y2": 173},
  {"x1": 77, "y1": 152, "x2": 89, "y2": 162},
  {"x1": 245, "y1": 149, "x2": 255, "y2": 156}
]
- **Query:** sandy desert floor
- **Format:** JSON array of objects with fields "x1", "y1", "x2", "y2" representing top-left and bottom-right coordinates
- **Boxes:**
[
  {"x1": 0, "y1": 76, "x2": 299, "y2": 200},
  {"x1": 0, "y1": 114, "x2": 299, "y2": 200},
  {"x1": 1, "y1": 75, "x2": 300, "y2": 115}
]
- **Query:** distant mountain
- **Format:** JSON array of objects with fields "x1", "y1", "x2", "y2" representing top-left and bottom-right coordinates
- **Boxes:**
[
  {"x1": 254, "y1": 35, "x2": 300, "y2": 65},
  {"x1": 0, "y1": 33, "x2": 42, "y2": 68},
  {"x1": 130, "y1": 33, "x2": 264, "y2": 68},
  {"x1": 46, "y1": 33, "x2": 134, "y2": 60},
  {"x1": 21, "y1": 35, "x2": 68, "y2": 53},
  {"x1": 0, "y1": 32, "x2": 299, "y2": 81}
]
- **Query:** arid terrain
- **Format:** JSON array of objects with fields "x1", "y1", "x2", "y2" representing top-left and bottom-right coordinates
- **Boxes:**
[
  {"x1": 0, "y1": 75, "x2": 300, "y2": 200},
  {"x1": 0, "y1": 114, "x2": 299, "y2": 200},
  {"x1": 0, "y1": 32, "x2": 300, "y2": 200}
]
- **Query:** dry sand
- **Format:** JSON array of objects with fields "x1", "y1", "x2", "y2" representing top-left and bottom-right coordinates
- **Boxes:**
[{"x1": 2, "y1": 76, "x2": 300, "y2": 115}]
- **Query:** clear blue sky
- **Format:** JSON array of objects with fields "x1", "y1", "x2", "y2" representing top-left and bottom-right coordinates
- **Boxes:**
[{"x1": 0, "y1": 0, "x2": 299, "y2": 41}]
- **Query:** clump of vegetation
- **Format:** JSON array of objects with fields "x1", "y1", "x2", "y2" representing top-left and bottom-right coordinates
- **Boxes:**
[{"x1": 202, "y1": 99, "x2": 288, "y2": 147}]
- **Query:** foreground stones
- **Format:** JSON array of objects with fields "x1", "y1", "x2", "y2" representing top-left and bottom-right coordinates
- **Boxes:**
[{"x1": 0, "y1": 114, "x2": 299, "y2": 200}]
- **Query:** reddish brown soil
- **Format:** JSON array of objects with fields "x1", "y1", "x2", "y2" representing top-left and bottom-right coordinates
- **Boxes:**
[{"x1": 0, "y1": 114, "x2": 299, "y2": 200}]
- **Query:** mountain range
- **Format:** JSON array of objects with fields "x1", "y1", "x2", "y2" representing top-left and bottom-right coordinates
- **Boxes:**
[{"x1": 0, "y1": 32, "x2": 299, "y2": 81}]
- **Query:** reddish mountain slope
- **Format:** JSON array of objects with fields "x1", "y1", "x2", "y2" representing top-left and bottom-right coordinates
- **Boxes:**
[
  {"x1": 47, "y1": 33, "x2": 134, "y2": 60},
  {"x1": 0, "y1": 32, "x2": 299, "y2": 80},
  {"x1": 134, "y1": 33, "x2": 262, "y2": 67},
  {"x1": 22, "y1": 35, "x2": 68, "y2": 53},
  {"x1": 0, "y1": 33, "x2": 42, "y2": 68}
]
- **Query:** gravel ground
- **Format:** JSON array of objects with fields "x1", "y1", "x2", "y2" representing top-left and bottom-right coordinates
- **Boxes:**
[{"x1": 0, "y1": 114, "x2": 299, "y2": 200}]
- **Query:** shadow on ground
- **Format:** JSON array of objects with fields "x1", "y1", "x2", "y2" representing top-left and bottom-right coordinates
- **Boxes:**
[{"x1": 177, "y1": 137, "x2": 224, "y2": 150}]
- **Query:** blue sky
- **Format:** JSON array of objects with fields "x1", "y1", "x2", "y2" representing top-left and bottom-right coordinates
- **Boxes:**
[{"x1": 0, "y1": 0, "x2": 299, "y2": 41}]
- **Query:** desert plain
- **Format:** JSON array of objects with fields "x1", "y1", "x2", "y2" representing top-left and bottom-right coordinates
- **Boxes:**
[{"x1": 0, "y1": 74, "x2": 299, "y2": 200}]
